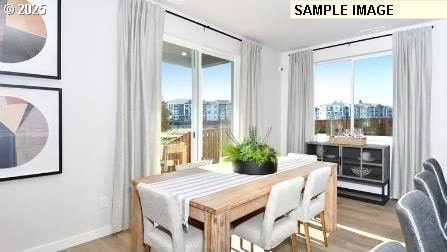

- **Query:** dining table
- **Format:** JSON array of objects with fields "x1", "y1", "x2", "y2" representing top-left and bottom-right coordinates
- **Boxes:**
[{"x1": 131, "y1": 160, "x2": 338, "y2": 252}]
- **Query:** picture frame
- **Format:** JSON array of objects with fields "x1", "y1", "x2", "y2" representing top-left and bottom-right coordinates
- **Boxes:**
[
  {"x1": 0, "y1": 84, "x2": 62, "y2": 182},
  {"x1": 0, "y1": 0, "x2": 61, "y2": 79}
]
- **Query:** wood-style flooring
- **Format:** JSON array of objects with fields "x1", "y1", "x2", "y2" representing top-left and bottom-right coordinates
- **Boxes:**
[{"x1": 66, "y1": 197, "x2": 404, "y2": 252}]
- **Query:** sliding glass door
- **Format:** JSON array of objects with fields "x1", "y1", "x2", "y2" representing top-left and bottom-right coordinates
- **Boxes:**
[
  {"x1": 161, "y1": 42, "x2": 194, "y2": 172},
  {"x1": 161, "y1": 41, "x2": 234, "y2": 172},
  {"x1": 201, "y1": 53, "x2": 233, "y2": 163}
]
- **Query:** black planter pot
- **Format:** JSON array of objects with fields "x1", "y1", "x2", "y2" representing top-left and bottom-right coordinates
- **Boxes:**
[{"x1": 233, "y1": 160, "x2": 277, "y2": 175}]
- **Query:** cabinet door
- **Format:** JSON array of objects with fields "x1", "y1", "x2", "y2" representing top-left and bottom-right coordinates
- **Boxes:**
[
  {"x1": 322, "y1": 145, "x2": 339, "y2": 163},
  {"x1": 361, "y1": 165, "x2": 383, "y2": 181},
  {"x1": 341, "y1": 147, "x2": 361, "y2": 179},
  {"x1": 360, "y1": 148, "x2": 384, "y2": 182},
  {"x1": 306, "y1": 144, "x2": 318, "y2": 156}
]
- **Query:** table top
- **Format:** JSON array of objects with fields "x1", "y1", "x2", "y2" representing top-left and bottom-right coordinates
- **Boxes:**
[{"x1": 133, "y1": 161, "x2": 337, "y2": 214}]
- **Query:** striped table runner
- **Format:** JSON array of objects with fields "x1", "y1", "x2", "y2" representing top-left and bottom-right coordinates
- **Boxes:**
[{"x1": 138, "y1": 155, "x2": 316, "y2": 226}]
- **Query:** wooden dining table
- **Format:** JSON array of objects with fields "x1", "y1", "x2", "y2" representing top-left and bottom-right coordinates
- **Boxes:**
[{"x1": 131, "y1": 161, "x2": 338, "y2": 252}]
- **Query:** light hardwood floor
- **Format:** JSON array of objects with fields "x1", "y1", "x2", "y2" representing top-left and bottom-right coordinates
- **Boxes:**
[{"x1": 66, "y1": 197, "x2": 404, "y2": 252}]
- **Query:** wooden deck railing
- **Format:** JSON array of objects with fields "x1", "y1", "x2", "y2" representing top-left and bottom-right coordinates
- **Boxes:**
[
  {"x1": 315, "y1": 118, "x2": 392, "y2": 136},
  {"x1": 202, "y1": 128, "x2": 230, "y2": 163},
  {"x1": 162, "y1": 128, "x2": 230, "y2": 170}
]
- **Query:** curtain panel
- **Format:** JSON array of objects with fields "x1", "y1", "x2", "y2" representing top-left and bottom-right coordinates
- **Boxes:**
[
  {"x1": 287, "y1": 50, "x2": 314, "y2": 154},
  {"x1": 239, "y1": 41, "x2": 262, "y2": 139},
  {"x1": 112, "y1": 0, "x2": 165, "y2": 232},
  {"x1": 392, "y1": 27, "x2": 432, "y2": 198}
]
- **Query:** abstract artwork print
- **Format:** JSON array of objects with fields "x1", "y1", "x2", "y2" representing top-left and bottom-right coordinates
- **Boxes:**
[{"x1": 0, "y1": 96, "x2": 48, "y2": 168}]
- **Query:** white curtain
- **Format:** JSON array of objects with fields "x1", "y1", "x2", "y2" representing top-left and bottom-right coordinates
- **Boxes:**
[
  {"x1": 239, "y1": 41, "x2": 262, "y2": 139},
  {"x1": 112, "y1": 0, "x2": 165, "y2": 232},
  {"x1": 287, "y1": 50, "x2": 314, "y2": 153},
  {"x1": 392, "y1": 27, "x2": 432, "y2": 198}
]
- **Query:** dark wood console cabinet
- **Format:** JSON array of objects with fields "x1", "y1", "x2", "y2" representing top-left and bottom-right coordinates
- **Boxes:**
[{"x1": 306, "y1": 141, "x2": 390, "y2": 205}]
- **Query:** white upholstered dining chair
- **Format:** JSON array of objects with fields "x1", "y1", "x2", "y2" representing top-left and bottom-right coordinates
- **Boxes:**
[
  {"x1": 297, "y1": 166, "x2": 331, "y2": 252},
  {"x1": 136, "y1": 184, "x2": 203, "y2": 252},
  {"x1": 175, "y1": 159, "x2": 213, "y2": 171},
  {"x1": 287, "y1": 153, "x2": 318, "y2": 161},
  {"x1": 232, "y1": 177, "x2": 304, "y2": 252}
]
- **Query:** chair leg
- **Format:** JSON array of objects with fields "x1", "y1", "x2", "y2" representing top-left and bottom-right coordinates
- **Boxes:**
[
  {"x1": 297, "y1": 220, "x2": 301, "y2": 235},
  {"x1": 251, "y1": 242, "x2": 254, "y2": 252},
  {"x1": 240, "y1": 237, "x2": 244, "y2": 250},
  {"x1": 304, "y1": 222, "x2": 312, "y2": 252},
  {"x1": 290, "y1": 233, "x2": 299, "y2": 252},
  {"x1": 320, "y1": 212, "x2": 328, "y2": 247}
]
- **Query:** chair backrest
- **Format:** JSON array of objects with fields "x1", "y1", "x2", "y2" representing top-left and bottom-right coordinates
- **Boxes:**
[
  {"x1": 302, "y1": 166, "x2": 331, "y2": 207},
  {"x1": 287, "y1": 153, "x2": 318, "y2": 161},
  {"x1": 137, "y1": 184, "x2": 185, "y2": 251},
  {"x1": 175, "y1": 160, "x2": 213, "y2": 171},
  {"x1": 414, "y1": 171, "x2": 447, "y2": 231},
  {"x1": 423, "y1": 158, "x2": 447, "y2": 203},
  {"x1": 396, "y1": 190, "x2": 447, "y2": 252},
  {"x1": 261, "y1": 177, "x2": 305, "y2": 247},
  {"x1": 369, "y1": 241, "x2": 406, "y2": 252}
]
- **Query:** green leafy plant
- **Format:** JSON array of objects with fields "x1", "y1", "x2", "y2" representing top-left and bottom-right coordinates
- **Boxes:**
[{"x1": 222, "y1": 127, "x2": 279, "y2": 165}]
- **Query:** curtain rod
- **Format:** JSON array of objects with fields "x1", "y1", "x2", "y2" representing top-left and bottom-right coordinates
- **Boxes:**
[
  {"x1": 288, "y1": 25, "x2": 434, "y2": 56},
  {"x1": 165, "y1": 10, "x2": 242, "y2": 42}
]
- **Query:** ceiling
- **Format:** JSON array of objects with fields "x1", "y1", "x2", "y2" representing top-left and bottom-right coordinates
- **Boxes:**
[
  {"x1": 163, "y1": 41, "x2": 230, "y2": 68},
  {"x1": 158, "y1": 0, "x2": 432, "y2": 51}
]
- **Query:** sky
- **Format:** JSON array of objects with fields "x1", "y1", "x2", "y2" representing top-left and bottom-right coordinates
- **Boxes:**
[
  {"x1": 314, "y1": 54, "x2": 393, "y2": 107},
  {"x1": 161, "y1": 61, "x2": 233, "y2": 102},
  {"x1": 162, "y1": 53, "x2": 392, "y2": 106}
]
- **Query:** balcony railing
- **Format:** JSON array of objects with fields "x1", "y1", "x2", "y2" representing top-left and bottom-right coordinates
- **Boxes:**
[
  {"x1": 315, "y1": 117, "x2": 392, "y2": 136},
  {"x1": 160, "y1": 128, "x2": 229, "y2": 172}
]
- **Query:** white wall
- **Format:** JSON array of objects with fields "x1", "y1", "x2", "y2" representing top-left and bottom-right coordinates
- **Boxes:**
[
  {"x1": 0, "y1": 3, "x2": 283, "y2": 252},
  {"x1": 259, "y1": 46, "x2": 282, "y2": 151},
  {"x1": 430, "y1": 20, "x2": 447, "y2": 170},
  {"x1": 164, "y1": 14, "x2": 241, "y2": 56},
  {"x1": 0, "y1": 0, "x2": 118, "y2": 251}
]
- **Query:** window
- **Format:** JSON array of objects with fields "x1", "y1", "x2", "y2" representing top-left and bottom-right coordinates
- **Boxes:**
[{"x1": 314, "y1": 53, "x2": 393, "y2": 136}]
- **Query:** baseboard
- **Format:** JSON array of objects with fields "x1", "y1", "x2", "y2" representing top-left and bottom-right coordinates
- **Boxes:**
[{"x1": 24, "y1": 225, "x2": 113, "y2": 252}]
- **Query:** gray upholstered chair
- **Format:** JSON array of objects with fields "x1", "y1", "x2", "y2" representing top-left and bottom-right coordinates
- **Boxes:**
[
  {"x1": 137, "y1": 184, "x2": 203, "y2": 252},
  {"x1": 423, "y1": 158, "x2": 447, "y2": 204},
  {"x1": 396, "y1": 190, "x2": 447, "y2": 252},
  {"x1": 175, "y1": 159, "x2": 213, "y2": 171},
  {"x1": 297, "y1": 166, "x2": 332, "y2": 252},
  {"x1": 232, "y1": 177, "x2": 304, "y2": 252},
  {"x1": 369, "y1": 241, "x2": 406, "y2": 252},
  {"x1": 414, "y1": 170, "x2": 447, "y2": 231}
]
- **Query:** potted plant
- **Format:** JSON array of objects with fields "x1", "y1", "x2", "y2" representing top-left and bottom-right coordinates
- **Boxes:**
[{"x1": 223, "y1": 127, "x2": 279, "y2": 175}]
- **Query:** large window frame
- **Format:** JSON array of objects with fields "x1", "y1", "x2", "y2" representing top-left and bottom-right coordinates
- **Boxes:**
[
  {"x1": 162, "y1": 35, "x2": 240, "y2": 162},
  {"x1": 314, "y1": 51, "x2": 393, "y2": 143}
]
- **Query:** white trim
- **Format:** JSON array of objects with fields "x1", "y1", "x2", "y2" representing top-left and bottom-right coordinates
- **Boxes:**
[
  {"x1": 23, "y1": 225, "x2": 113, "y2": 252},
  {"x1": 191, "y1": 50, "x2": 200, "y2": 162},
  {"x1": 314, "y1": 50, "x2": 392, "y2": 64}
]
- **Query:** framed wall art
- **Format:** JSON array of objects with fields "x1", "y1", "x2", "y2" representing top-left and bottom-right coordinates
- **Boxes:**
[
  {"x1": 0, "y1": 84, "x2": 62, "y2": 181},
  {"x1": 0, "y1": 0, "x2": 61, "y2": 79}
]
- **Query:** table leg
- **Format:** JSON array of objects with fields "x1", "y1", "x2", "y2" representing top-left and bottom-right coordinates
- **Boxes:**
[
  {"x1": 204, "y1": 211, "x2": 231, "y2": 252},
  {"x1": 324, "y1": 165, "x2": 338, "y2": 233},
  {"x1": 131, "y1": 184, "x2": 146, "y2": 252}
]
